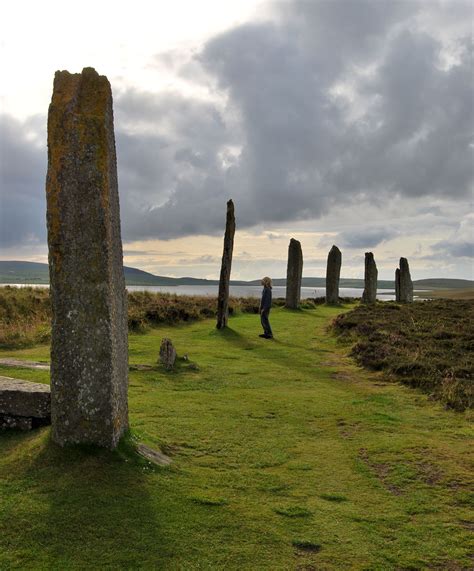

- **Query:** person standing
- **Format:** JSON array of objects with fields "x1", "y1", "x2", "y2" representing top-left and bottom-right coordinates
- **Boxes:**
[{"x1": 259, "y1": 277, "x2": 273, "y2": 339}]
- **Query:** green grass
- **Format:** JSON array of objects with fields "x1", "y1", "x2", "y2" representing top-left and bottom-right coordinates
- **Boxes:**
[{"x1": 0, "y1": 306, "x2": 473, "y2": 569}]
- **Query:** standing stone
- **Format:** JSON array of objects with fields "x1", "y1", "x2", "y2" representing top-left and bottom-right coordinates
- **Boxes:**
[
  {"x1": 46, "y1": 68, "x2": 128, "y2": 448},
  {"x1": 398, "y1": 257, "x2": 413, "y2": 302},
  {"x1": 326, "y1": 245, "x2": 342, "y2": 304},
  {"x1": 216, "y1": 199, "x2": 236, "y2": 329},
  {"x1": 395, "y1": 268, "x2": 401, "y2": 302},
  {"x1": 159, "y1": 339, "x2": 177, "y2": 370},
  {"x1": 362, "y1": 252, "x2": 378, "y2": 304},
  {"x1": 285, "y1": 238, "x2": 303, "y2": 309}
]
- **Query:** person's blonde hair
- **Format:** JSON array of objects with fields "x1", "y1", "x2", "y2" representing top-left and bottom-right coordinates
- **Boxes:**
[{"x1": 261, "y1": 276, "x2": 272, "y2": 288}]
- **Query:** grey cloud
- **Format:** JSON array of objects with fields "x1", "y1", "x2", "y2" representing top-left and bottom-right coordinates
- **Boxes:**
[
  {"x1": 431, "y1": 214, "x2": 474, "y2": 258},
  {"x1": 435, "y1": 241, "x2": 473, "y2": 258},
  {"x1": 266, "y1": 233, "x2": 285, "y2": 241},
  {"x1": 276, "y1": 0, "x2": 417, "y2": 80},
  {"x1": 113, "y1": 88, "x2": 241, "y2": 241},
  {"x1": 115, "y1": 88, "x2": 228, "y2": 144},
  {"x1": 415, "y1": 206, "x2": 444, "y2": 217},
  {"x1": 338, "y1": 227, "x2": 400, "y2": 249},
  {"x1": 1, "y1": 0, "x2": 472, "y2": 251},
  {"x1": 131, "y1": 0, "x2": 472, "y2": 240},
  {"x1": 174, "y1": 148, "x2": 209, "y2": 168},
  {"x1": 336, "y1": 31, "x2": 473, "y2": 199},
  {"x1": 0, "y1": 114, "x2": 46, "y2": 247}
]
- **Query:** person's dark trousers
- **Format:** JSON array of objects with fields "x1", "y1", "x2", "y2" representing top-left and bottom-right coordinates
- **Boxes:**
[{"x1": 260, "y1": 309, "x2": 273, "y2": 337}]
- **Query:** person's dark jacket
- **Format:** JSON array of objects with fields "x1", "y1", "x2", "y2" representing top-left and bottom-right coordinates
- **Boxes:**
[{"x1": 260, "y1": 287, "x2": 272, "y2": 311}]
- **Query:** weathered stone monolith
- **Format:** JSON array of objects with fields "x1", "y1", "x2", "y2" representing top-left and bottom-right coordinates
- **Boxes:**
[
  {"x1": 46, "y1": 68, "x2": 128, "y2": 448},
  {"x1": 216, "y1": 199, "x2": 235, "y2": 329},
  {"x1": 398, "y1": 257, "x2": 413, "y2": 302},
  {"x1": 326, "y1": 245, "x2": 342, "y2": 304},
  {"x1": 395, "y1": 268, "x2": 401, "y2": 301},
  {"x1": 362, "y1": 252, "x2": 378, "y2": 304},
  {"x1": 159, "y1": 339, "x2": 177, "y2": 370},
  {"x1": 285, "y1": 238, "x2": 303, "y2": 309}
]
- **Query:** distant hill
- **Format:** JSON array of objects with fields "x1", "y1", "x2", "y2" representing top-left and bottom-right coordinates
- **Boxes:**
[
  {"x1": 0, "y1": 261, "x2": 208, "y2": 286},
  {"x1": 0, "y1": 261, "x2": 243, "y2": 287},
  {"x1": 0, "y1": 261, "x2": 50, "y2": 284},
  {"x1": 0, "y1": 261, "x2": 472, "y2": 290}
]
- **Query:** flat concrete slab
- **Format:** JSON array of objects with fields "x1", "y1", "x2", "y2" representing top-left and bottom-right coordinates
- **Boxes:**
[{"x1": 0, "y1": 376, "x2": 51, "y2": 430}]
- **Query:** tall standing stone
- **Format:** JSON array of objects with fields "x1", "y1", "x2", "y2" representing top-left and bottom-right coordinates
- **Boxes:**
[
  {"x1": 362, "y1": 252, "x2": 378, "y2": 304},
  {"x1": 395, "y1": 268, "x2": 401, "y2": 302},
  {"x1": 398, "y1": 257, "x2": 413, "y2": 302},
  {"x1": 216, "y1": 200, "x2": 236, "y2": 329},
  {"x1": 326, "y1": 245, "x2": 342, "y2": 304},
  {"x1": 285, "y1": 238, "x2": 303, "y2": 309},
  {"x1": 46, "y1": 68, "x2": 128, "y2": 448}
]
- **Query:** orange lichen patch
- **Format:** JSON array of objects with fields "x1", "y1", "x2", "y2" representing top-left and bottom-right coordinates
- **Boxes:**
[
  {"x1": 45, "y1": 67, "x2": 116, "y2": 268},
  {"x1": 113, "y1": 414, "x2": 123, "y2": 433},
  {"x1": 50, "y1": 68, "x2": 110, "y2": 118}
]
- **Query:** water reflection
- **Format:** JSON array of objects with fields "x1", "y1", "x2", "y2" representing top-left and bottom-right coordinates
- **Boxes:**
[{"x1": 2, "y1": 283, "x2": 396, "y2": 300}]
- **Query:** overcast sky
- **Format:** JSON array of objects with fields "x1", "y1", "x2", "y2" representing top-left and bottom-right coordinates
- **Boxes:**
[{"x1": 0, "y1": 0, "x2": 472, "y2": 280}]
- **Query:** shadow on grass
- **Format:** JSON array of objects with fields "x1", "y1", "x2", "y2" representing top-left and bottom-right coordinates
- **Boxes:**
[
  {"x1": 0, "y1": 429, "x2": 177, "y2": 568},
  {"x1": 213, "y1": 326, "x2": 258, "y2": 350},
  {"x1": 216, "y1": 326, "x2": 297, "y2": 353},
  {"x1": 215, "y1": 324, "x2": 327, "y2": 380}
]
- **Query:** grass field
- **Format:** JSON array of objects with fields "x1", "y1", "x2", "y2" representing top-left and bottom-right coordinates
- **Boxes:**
[{"x1": 0, "y1": 306, "x2": 473, "y2": 569}]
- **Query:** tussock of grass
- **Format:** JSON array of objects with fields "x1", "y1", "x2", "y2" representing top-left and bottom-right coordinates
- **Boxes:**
[
  {"x1": 452, "y1": 492, "x2": 474, "y2": 507},
  {"x1": 274, "y1": 505, "x2": 312, "y2": 518},
  {"x1": 190, "y1": 496, "x2": 228, "y2": 506},
  {"x1": 333, "y1": 300, "x2": 474, "y2": 410},
  {"x1": 320, "y1": 493, "x2": 348, "y2": 502},
  {"x1": 292, "y1": 539, "x2": 322, "y2": 552}
]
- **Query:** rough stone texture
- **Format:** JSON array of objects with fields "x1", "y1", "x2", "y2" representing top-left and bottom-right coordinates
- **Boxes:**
[
  {"x1": 395, "y1": 268, "x2": 401, "y2": 302},
  {"x1": 326, "y1": 245, "x2": 342, "y2": 304},
  {"x1": 45, "y1": 68, "x2": 128, "y2": 448},
  {"x1": 129, "y1": 364, "x2": 154, "y2": 372},
  {"x1": 216, "y1": 199, "x2": 236, "y2": 329},
  {"x1": 362, "y1": 252, "x2": 378, "y2": 304},
  {"x1": 1, "y1": 415, "x2": 36, "y2": 431},
  {"x1": 398, "y1": 257, "x2": 413, "y2": 302},
  {"x1": 0, "y1": 376, "x2": 51, "y2": 430},
  {"x1": 285, "y1": 238, "x2": 303, "y2": 309},
  {"x1": 159, "y1": 339, "x2": 177, "y2": 370},
  {"x1": 137, "y1": 443, "x2": 172, "y2": 466}
]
